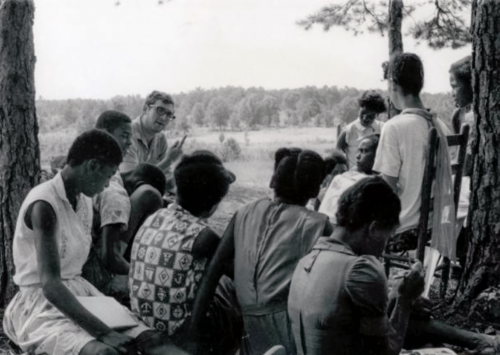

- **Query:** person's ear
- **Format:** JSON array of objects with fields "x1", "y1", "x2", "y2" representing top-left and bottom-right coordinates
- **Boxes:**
[{"x1": 368, "y1": 221, "x2": 378, "y2": 238}]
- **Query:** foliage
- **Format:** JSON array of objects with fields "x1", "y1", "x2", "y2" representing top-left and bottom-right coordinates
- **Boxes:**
[
  {"x1": 207, "y1": 97, "x2": 231, "y2": 131},
  {"x1": 218, "y1": 137, "x2": 242, "y2": 162},
  {"x1": 298, "y1": 0, "x2": 471, "y2": 49},
  {"x1": 190, "y1": 102, "x2": 205, "y2": 126},
  {"x1": 336, "y1": 95, "x2": 359, "y2": 124}
]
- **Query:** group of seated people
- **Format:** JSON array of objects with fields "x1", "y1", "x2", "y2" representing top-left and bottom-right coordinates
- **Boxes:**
[{"x1": 3, "y1": 51, "x2": 494, "y2": 355}]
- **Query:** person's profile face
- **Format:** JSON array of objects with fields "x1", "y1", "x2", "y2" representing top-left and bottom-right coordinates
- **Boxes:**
[
  {"x1": 449, "y1": 72, "x2": 472, "y2": 108},
  {"x1": 83, "y1": 162, "x2": 117, "y2": 197},
  {"x1": 144, "y1": 100, "x2": 175, "y2": 133},
  {"x1": 355, "y1": 139, "x2": 376, "y2": 174},
  {"x1": 110, "y1": 122, "x2": 132, "y2": 155},
  {"x1": 359, "y1": 107, "x2": 378, "y2": 127},
  {"x1": 364, "y1": 224, "x2": 397, "y2": 258}
]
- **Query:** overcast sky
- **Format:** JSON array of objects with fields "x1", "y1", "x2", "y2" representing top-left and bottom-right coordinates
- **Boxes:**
[{"x1": 34, "y1": 0, "x2": 472, "y2": 99}]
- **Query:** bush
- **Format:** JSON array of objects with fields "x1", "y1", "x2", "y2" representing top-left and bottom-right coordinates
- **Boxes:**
[{"x1": 219, "y1": 137, "x2": 241, "y2": 162}]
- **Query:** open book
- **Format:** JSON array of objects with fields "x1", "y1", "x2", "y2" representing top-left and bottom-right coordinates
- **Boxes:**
[{"x1": 77, "y1": 296, "x2": 138, "y2": 331}]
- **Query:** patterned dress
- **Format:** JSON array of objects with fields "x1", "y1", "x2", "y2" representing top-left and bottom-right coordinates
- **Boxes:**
[{"x1": 129, "y1": 203, "x2": 211, "y2": 335}]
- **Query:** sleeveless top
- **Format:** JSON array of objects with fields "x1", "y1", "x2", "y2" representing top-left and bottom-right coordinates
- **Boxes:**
[{"x1": 13, "y1": 173, "x2": 93, "y2": 286}]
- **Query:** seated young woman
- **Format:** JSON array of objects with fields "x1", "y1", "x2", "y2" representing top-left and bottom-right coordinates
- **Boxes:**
[
  {"x1": 129, "y1": 150, "x2": 241, "y2": 354},
  {"x1": 289, "y1": 176, "x2": 497, "y2": 355},
  {"x1": 319, "y1": 134, "x2": 379, "y2": 224},
  {"x1": 2, "y1": 129, "x2": 188, "y2": 355},
  {"x1": 82, "y1": 110, "x2": 166, "y2": 296},
  {"x1": 187, "y1": 148, "x2": 333, "y2": 355}
]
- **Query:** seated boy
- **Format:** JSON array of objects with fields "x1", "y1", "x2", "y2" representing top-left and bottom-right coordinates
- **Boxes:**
[
  {"x1": 373, "y1": 53, "x2": 456, "y2": 257},
  {"x1": 319, "y1": 134, "x2": 379, "y2": 224},
  {"x1": 336, "y1": 90, "x2": 386, "y2": 169},
  {"x1": 129, "y1": 150, "x2": 240, "y2": 354},
  {"x1": 82, "y1": 111, "x2": 165, "y2": 294}
]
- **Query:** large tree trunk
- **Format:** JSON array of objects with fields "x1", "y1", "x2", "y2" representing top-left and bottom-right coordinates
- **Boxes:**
[
  {"x1": 453, "y1": 0, "x2": 500, "y2": 308},
  {"x1": 0, "y1": 0, "x2": 39, "y2": 308},
  {"x1": 387, "y1": 0, "x2": 403, "y2": 118}
]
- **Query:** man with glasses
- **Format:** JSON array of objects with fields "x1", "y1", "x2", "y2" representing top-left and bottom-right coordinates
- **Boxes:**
[
  {"x1": 336, "y1": 90, "x2": 386, "y2": 170},
  {"x1": 120, "y1": 91, "x2": 183, "y2": 192}
]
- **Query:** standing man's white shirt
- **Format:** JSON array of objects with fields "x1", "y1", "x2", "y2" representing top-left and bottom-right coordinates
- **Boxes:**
[{"x1": 373, "y1": 111, "x2": 450, "y2": 233}]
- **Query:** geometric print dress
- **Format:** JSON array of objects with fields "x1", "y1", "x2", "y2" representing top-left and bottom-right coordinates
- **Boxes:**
[{"x1": 129, "y1": 203, "x2": 209, "y2": 336}]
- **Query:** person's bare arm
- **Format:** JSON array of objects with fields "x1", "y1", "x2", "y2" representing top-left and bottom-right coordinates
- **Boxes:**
[
  {"x1": 362, "y1": 262, "x2": 424, "y2": 355},
  {"x1": 381, "y1": 174, "x2": 398, "y2": 194},
  {"x1": 185, "y1": 216, "x2": 236, "y2": 351},
  {"x1": 156, "y1": 136, "x2": 186, "y2": 174},
  {"x1": 336, "y1": 130, "x2": 348, "y2": 152},
  {"x1": 31, "y1": 201, "x2": 134, "y2": 353},
  {"x1": 100, "y1": 224, "x2": 129, "y2": 275}
]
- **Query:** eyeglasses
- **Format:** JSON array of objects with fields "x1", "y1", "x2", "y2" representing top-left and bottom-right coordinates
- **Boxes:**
[{"x1": 149, "y1": 105, "x2": 176, "y2": 120}]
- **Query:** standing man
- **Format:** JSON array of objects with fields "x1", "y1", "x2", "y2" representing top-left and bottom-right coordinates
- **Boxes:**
[{"x1": 120, "y1": 90, "x2": 184, "y2": 191}]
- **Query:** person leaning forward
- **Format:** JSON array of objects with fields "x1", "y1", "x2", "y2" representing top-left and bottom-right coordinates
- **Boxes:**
[{"x1": 120, "y1": 90, "x2": 184, "y2": 192}]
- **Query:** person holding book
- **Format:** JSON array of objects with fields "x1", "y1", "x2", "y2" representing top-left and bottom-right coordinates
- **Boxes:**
[{"x1": 2, "y1": 129, "x2": 188, "y2": 355}]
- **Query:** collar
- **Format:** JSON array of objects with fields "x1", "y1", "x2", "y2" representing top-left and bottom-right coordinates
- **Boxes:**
[
  {"x1": 353, "y1": 118, "x2": 371, "y2": 132},
  {"x1": 313, "y1": 236, "x2": 356, "y2": 256}
]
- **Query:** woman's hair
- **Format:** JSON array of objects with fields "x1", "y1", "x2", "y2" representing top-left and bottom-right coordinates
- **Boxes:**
[
  {"x1": 95, "y1": 110, "x2": 132, "y2": 133},
  {"x1": 66, "y1": 129, "x2": 122, "y2": 168},
  {"x1": 175, "y1": 150, "x2": 234, "y2": 217},
  {"x1": 358, "y1": 90, "x2": 386, "y2": 114},
  {"x1": 389, "y1": 53, "x2": 424, "y2": 96},
  {"x1": 270, "y1": 148, "x2": 325, "y2": 204},
  {"x1": 143, "y1": 90, "x2": 174, "y2": 112},
  {"x1": 131, "y1": 163, "x2": 167, "y2": 196},
  {"x1": 324, "y1": 150, "x2": 347, "y2": 176},
  {"x1": 449, "y1": 55, "x2": 472, "y2": 84},
  {"x1": 336, "y1": 176, "x2": 401, "y2": 231}
]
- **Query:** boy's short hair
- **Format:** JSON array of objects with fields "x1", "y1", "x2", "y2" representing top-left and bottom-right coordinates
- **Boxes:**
[
  {"x1": 131, "y1": 163, "x2": 167, "y2": 196},
  {"x1": 95, "y1": 110, "x2": 132, "y2": 133},
  {"x1": 143, "y1": 91, "x2": 174, "y2": 112},
  {"x1": 336, "y1": 176, "x2": 401, "y2": 232},
  {"x1": 358, "y1": 91, "x2": 387, "y2": 114},
  {"x1": 175, "y1": 150, "x2": 235, "y2": 217},
  {"x1": 389, "y1": 53, "x2": 424, "y2": 96},
  {"x1": 362, "y1": 134, "x2": 380, "y2": 151},
  {"x1": 67, "y1": 129, "x2": 122, "y2": 168},
  {"x1": 324, "y1": 150, "x2": 347, "y2": 176}
]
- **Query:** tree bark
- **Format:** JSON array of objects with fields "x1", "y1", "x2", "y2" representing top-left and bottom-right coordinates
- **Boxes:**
[
  {"x1": 387, "y1": 0, "x2": 403, "y2": 118},
  {"x1": 0, "y1": 0, "x2": 40, "y2": 308},
  {"x1": 453, "y1": 0, "x2": 500, "y2": 308}
]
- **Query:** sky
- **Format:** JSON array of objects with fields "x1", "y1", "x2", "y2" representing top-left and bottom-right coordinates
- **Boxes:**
[{"x1": 34, "y1": 0, "x2": 472, "y2": 99}]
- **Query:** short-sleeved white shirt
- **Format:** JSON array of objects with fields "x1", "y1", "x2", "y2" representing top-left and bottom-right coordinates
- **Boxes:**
[
  {"x1": 93, "y1": 171, "x2": 131, "y2": 230},
  {"x1": 373, "y1": 111, "x2": 450, "y2": 233},
  {"x1": 344, "y1": 118, "x2": 384, "y2": 169}
]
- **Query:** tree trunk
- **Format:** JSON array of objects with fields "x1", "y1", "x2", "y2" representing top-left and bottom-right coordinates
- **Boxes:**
[
  {"x1": 0, "y1": 0, "x2": 40, "y2": 308},
  {"x1": 453, "y1": 0, "x2": 500, "y2": 308},
  {"x1": 387, "y1": 0, "x2": 403, "y2": 118}
]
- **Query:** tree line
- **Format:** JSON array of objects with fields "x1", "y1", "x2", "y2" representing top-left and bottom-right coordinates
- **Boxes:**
[{"x1": 36, "y1": 86, "x2": 455, "y2": 134}]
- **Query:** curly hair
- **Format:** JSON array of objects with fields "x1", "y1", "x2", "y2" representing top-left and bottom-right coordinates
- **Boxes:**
[
  {"x1": 175, "y1": 150, "x2": 233, "y2": 217},
  {"x1": 449, "y1": 55, "x2": 472, "y2": 85},
  {"x1": 389, "y1": 53, "x2": 424, "y2": 96},
  {"x1": 336, "y1": 176, "x2": 401, "y2": 232},
  {"x1": 270, "y1": 148, "x2": 325, "y2": 204},
  {"x1": 66, "y1": 129, "x2": 122, "y2": 168},
  {"x1": 358, "y1": 90, "x2": 387, "y2": 114}
]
